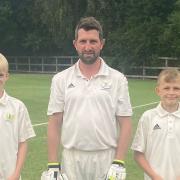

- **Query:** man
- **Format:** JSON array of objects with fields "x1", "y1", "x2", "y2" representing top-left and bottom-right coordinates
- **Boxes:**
[{"x1": 45, "y1": 17, "x2": 132, "y2": 180}]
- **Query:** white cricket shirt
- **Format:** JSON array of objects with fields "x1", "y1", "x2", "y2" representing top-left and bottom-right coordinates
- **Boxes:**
[
  {"x1": 0, "y1": 91, "x2": 36, "y2": 179},
  {"x1": 131, "y1": 103, "x2": 180, "y2": 180},
  {"x1": 48, "y1": 58, "x2": 132, "y2": 150}
]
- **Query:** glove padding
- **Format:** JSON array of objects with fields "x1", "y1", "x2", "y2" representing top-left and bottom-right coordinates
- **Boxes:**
[
  {"x1": 41, "y1": 164, "x2": 68, "y2": 180},
  {"x1": 106, "y1": 163, "x2": 126, "y2": 180},
  {"x1": 41, "y1": 170, "x2": 68, "y2": 180}
]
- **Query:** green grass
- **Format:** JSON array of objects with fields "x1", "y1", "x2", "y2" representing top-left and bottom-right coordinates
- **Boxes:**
[{"x1": 5, "y1": 74, "x2": 160, "y2": 180}]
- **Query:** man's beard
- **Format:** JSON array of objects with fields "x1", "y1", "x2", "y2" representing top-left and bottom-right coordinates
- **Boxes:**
[{"x1": 78, "y1": 51, "x2": 100, "y2": 65}]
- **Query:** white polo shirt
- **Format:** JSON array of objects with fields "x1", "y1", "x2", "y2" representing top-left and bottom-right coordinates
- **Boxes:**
[
  {"x1": 131, "y1": 103, "x2": 180, "y2": 180},
  {"x1": 0, "y1": 91, "x2": 36, "y2": 179},
  {"x1": 48, "y1": 58, "x2": 132, "y2": 151}
]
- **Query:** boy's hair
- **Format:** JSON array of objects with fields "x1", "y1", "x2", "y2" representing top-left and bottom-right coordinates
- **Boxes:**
[
  {"x1": 74, "y1": 16, "x2": 103, "y2": 40},
  {"x1": 0, "y1": 53, "x2": 9, "y2": 72},
  {"x1": 157, "y1": 68, "x2": 180, "y2": 85}
]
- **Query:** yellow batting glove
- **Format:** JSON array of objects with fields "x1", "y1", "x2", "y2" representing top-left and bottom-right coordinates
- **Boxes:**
[{"x1": 106, "y1": 160, "x2": 126, "y2": 180}]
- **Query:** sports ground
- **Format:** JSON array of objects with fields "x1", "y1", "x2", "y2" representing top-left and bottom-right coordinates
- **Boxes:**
[{"x1": 6, "y1": 73, "x2": 159, "y2": 180}]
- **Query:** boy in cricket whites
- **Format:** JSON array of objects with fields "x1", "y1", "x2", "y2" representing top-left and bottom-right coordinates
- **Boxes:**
[
  {"x1": 131, "y1": 68, "x2": 180, "y2": 180},
  {"x1": 0, "y1": 53, "x2": 36, "y2": 180}
]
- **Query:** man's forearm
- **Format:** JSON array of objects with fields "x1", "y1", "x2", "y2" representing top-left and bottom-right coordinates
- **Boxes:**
[
  {"x1": 48, "y1": 113, "x2": 62, "y2": 162},
  {"x1": 115, "y1": 116, "x2": 132, "y2": 160}
]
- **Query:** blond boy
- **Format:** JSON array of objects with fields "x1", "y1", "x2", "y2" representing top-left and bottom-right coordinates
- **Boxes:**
[
  {"x1": 131, "y1": 68, "x2": 180, "y2": 180},
  {"x1": 0, "y1": 53, "x2": 35, "y2": 180}
]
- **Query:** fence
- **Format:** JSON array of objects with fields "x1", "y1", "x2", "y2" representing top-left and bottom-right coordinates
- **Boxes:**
[
  {"x1": 7, "y1": 56, "x2": 180, "y2": 78},
  {"x1": 125, "y1": 57, "x2": 179, "y2": 79},
  {"x1": 8, "y1": 56, "x2": 78, "y2": 73}
]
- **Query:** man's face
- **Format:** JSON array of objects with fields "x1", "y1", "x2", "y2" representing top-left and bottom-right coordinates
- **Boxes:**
[{"x1": 73, "y1": 29, "x2": 104, "y2": 64}]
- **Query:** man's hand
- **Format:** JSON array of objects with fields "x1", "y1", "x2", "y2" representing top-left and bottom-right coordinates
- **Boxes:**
[
  {"x1": 106, "y1": 160, "x2": 126, "y2": 180},
  {"x1": 41, "y1": 163, "x2": 68, "y2": 180}
]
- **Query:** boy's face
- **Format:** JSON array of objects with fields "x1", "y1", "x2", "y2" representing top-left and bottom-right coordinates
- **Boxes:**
[
  {"x1": 0, "y1": 71, "x2": 9, "y2": 90},
  {"x1": 156, "y1": 78, "x2": 180, "y2": 110}
]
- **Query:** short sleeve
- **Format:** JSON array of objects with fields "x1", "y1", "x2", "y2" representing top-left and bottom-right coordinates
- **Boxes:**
[
  {"x1": 116, "y1": 76, "x2": 132, "y2": 116},
  {"x1": 47, "y1": 75, "x2": 65, "y2": 115},
  {"x1": 18, "y1": 103, "x2": 36, "y2": 142},
  {"x1": 131, "y1": 113, "x2": 148, "y2": 152}
]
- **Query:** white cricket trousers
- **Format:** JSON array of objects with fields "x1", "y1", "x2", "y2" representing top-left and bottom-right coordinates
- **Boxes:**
[{"x1": 62, "y1": 148, "x2": 115, "y2": 180}]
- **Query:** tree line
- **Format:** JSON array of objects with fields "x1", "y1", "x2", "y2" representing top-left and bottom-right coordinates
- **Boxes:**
[{"x1": 0, "y1": 0, "x2": 180, "y2": 67}]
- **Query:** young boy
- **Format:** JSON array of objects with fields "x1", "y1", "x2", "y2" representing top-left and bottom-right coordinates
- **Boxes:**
[
  {"x1": 131, "y1": 68, "x2": 180, "y2": 180},
  {"x1": 0, "y1": 53, "x2": 36, "y2": 180}
]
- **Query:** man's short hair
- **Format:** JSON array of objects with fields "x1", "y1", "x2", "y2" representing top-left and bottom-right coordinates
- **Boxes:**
[
  {"x1": 75, "y1": 16, "x2": 103, "y2": 40},
  {"x1": 157, "y1": 68, "x2": 180, "y2": 85},
  {"x1": 0, "y1": 53, "x2": 9, "y2": 72}
]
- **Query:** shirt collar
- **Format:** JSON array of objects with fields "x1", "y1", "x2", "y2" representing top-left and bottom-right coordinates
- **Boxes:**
[
  {"x1": 0, "y1": 90, "x2": 8, "y2": 105},
  {"x1": 156, "y1": 102, "x2": 180, "y2": 118},
  {"x1": 96, "y1": 57, "x2": 109, "y2": 76},
  {"x1": 75, "y1": 57, "x2": 109, "y2": 77}
]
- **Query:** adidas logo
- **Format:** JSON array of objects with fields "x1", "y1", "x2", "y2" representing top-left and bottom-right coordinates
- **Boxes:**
[
  {"x1": 153, "y1": 124, "x2": 161, "y2": 130},
  {"x1": 68, "y1": 83, "x2": 75, "y2": 88}
]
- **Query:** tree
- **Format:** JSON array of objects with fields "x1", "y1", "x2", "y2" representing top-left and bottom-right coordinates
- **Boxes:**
[
  {"x1": 105, "y1": 0, "x2": 177, "y2": 69},
  {"x1": 0, "y1": 0, "x2": 179, "y2": 66},
  {"x1": 160, "y1": 0, "x2": 180, "y2": 57},
  {"x1": 0, "y1": 0, "x2": 18, "y2": 54}
]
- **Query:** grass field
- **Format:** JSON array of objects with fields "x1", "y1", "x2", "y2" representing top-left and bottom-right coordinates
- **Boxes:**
[{"x1": 5, "y1": 73, "x2": 159, "y2": 180}]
